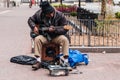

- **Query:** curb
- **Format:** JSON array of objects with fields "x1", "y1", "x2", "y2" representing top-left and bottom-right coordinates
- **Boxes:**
[{"x1": 70, "y1": 47, "x2": 120, "y2": 53}]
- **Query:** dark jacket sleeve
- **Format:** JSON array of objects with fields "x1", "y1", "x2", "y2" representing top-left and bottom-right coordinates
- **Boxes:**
[
  {"x1": 55, "y1": 13, "x2": 68, "y2": 35},
  {"x1": 28, "y1": 10, "x2": 39, "y2": 30}
]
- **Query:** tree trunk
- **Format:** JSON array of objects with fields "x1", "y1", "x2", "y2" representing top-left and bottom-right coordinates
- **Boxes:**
[
  {"x1": 50, "y1": 0, "x2": 52, "y2": 3},
  {"x1": 101, "y1": 0, "x2": 106, "y2": 19},
  {"x1": 60, "y1": 0, "x2": 62, "y2": 5}
]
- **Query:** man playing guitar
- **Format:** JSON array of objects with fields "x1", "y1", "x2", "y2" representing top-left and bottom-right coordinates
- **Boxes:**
[{"x1": 28, "y1": 1, "x2": 72, "y2": 70}]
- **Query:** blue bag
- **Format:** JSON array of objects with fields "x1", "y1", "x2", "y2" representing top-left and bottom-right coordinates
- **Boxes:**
[{"x1": 68, "y1": 49, "x2": 89, "y2": 67}]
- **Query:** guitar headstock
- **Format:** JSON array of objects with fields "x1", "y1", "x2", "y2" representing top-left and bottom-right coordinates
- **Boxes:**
[{"x1": 64, "y1": 25, "x2": 73, "y2": 30}]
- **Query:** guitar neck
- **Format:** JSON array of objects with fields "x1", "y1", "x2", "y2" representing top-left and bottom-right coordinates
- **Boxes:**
[
  {"x1": 40, "y1": 26, "x2": 63, "y2": 31},
  {"x1": 37, "y1": 25, "x2": 72, "y2": 31}
]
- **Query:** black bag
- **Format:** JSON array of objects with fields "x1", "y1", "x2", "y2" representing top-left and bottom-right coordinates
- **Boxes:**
[{"x1": 10, "y1": 55, "x2": 37, "y2": 65}]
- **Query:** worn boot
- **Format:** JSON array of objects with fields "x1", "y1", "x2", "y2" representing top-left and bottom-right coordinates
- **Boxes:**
[{"x1": 32, "y1": 61, "x2": 41, "y2": 70}]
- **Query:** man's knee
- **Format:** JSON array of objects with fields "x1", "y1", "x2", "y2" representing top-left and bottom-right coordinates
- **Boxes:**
[
  {"x1": 34, "y1": 35, "x2": 42, "y2": 42},
  {"x1": 60, "y1": 35, "x2": 69, "y2": 43},
  {"x1": 35, "y1": 36, "x2": 40, "y2": 42},
  {"x1": 35, "y1": 35, "x2": 47, "y2": 43}
]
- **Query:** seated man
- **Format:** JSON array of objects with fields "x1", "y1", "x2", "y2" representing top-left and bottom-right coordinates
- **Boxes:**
[{"x1": 28, "y1": 1, "x2": 70, "y2": 70}]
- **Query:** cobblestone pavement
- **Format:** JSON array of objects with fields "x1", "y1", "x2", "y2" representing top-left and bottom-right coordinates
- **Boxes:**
[{"x1": 0, "y1": 4, "x2": 120, "y2": 80}]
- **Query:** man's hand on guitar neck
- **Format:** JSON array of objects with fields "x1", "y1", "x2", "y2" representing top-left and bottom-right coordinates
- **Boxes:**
[{"x1": 33, "y1": 26, "x2": 39, "y2": 34}]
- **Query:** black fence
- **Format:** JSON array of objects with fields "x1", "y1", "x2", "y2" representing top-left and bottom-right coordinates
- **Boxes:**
[{"x1": 65, "y1": 15, "x2": 120, "y2": 47}]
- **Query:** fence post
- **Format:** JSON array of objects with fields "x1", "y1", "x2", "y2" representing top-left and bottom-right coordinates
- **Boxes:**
[{"x1": 88, "y1": 19, "x2": 91, "y2": 46}]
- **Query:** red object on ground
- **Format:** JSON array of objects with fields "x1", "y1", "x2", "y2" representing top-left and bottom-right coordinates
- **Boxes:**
[{"x1": 31, "y1": 0, "x2": 35, "y2": 4}]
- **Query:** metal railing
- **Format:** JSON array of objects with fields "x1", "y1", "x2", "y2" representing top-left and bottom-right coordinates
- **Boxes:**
[{"x1": 66, "y1": 16, "x2": 120, "y2": 47}]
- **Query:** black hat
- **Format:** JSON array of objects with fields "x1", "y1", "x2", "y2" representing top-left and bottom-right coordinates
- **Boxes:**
[{"x1": 40, "y1": 1, "x2": 54, "y2": 14}]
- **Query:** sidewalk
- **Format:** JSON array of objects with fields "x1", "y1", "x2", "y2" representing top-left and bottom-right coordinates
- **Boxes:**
[
  {"x1": 0, "y1": 6, "x2": 13, "y2": 15},
  {"x1": 0, "y1": 4, "x2": 120, "y2": 80},
  {"x1": 0, "y1": 7, "x2": 10, "y2": 11}
]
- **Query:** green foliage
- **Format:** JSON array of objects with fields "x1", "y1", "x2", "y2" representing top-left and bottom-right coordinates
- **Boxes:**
[
  {"x1": 53, "y1": 4, "x2": 67, "y2": 7},
  {"x1": 94, "y1": 19, "x2": 117, "y2": 36},
  {"x1": 94, "y1": 19, "x2": 104, "y2": 32},
  {"x1": 115, "y1": 12, "x2": 120, "y2": 18},
  {"x1": 51, "y1": 3, "x2": 66, "y2": 7},
  {"x1": 70, "y1": 12, "x2": 77, "y2": 17}
]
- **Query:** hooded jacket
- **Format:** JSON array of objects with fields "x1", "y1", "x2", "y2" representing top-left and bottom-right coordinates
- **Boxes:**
[{"x1": 28, "y1": 9, "x2": 69, "y2": 39}]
